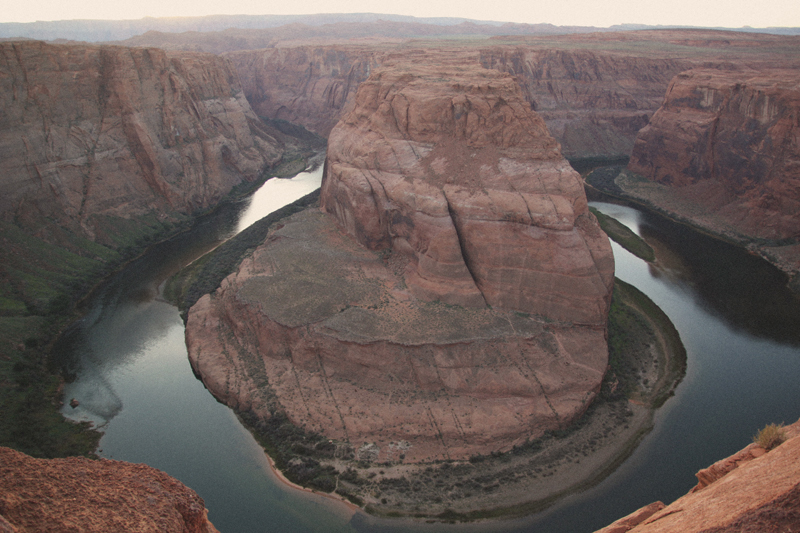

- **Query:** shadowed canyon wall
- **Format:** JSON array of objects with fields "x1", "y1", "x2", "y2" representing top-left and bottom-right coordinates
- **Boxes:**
[{"x1": 626, "y1": 67, "x2": 800, "y2": 275}]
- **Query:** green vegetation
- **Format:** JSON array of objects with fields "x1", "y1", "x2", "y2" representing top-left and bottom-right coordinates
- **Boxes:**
[
  {"x1": 0, "y1": 212, "x2": 186, "y2": 458},
  {"x1": 605, "y1": 278, "x2": 686, "y2": 408},
  {"x1": 754, "y1": 423, "x2": 787, "y2": 450},
  {"x1": 165, "y1": 189, "x2": 321, "y2": 316},
  {"x1": 590, "y1": 207, "x2": 656, "y2": 262}
]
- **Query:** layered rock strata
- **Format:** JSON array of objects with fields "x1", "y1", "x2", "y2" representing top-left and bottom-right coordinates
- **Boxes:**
[
  {"x1": 596, "y1": 418, "x2": 800, "y2": 533},
  {"x1": 626, "y1": 68, "x2": 800, "y2": 274},
  {"x1": 186, "y1": 61, "x2": 614, "y2": 463},
  {"x1": 0, "y1": 447, "x2": 219, "y2": 533},
  {"x1": 0, "y1": 40, "x2": 285, "y2": 247}
]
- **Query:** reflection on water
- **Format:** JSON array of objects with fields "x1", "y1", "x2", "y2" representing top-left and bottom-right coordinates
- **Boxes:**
[{"x1": 51, "y1": 178, "x2": 800, "y2": 533}]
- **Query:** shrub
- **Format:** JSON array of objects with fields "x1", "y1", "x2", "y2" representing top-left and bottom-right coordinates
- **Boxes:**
[{"x1": 753, "y1": 423, "x2": 787, "y2": 450}]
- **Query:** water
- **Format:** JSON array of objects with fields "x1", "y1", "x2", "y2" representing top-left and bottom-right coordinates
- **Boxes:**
[{"x1": 54, "y1": 179, "x2": 800, "y2": 532}]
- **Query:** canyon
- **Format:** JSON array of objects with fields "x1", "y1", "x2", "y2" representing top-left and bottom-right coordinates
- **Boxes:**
[
  {"x1": 0, "y1": 19, "x2": 798, "y2": 531},
  {"x1": 0, "y1": 40, "x2": 306, "y2": 316},
  {"x1": 625, "y1": 67, "x2": 800, "y2": 280}
]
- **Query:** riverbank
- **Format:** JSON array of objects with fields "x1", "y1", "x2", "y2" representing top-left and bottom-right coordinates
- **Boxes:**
[
  {"x1": 205, "y1": 269, "x2": 685, "y2": 522},
  {"x1": 585, "y1": 166, "x2": 800, "y2": 293}
]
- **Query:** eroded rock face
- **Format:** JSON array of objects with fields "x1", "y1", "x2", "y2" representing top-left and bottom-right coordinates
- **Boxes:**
[
  {"x1": 0, "y1": 447, "x2": 219, "y2": 533},
  {"x1": 628, "y1": 68, "x2": 800, "y2": 244},
  {"x1": 595, "y1": 419, "x2": 800, "y2": 533},
  {"x1": 0, "y1": 40, "x2": 285, "y2": 246},
  {"x1": 186, "y1": 60, "x2": 613, "y2": 463},
  {"x1": 479, "y1": 48, "x2": 689, "y2": 159},
  {"x1": 322, "y1": 61, "x2": 614, "y2": 324}
]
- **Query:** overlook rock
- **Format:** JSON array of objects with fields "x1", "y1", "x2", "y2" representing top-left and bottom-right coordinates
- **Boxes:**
[
  {"x1": 186, "y1": 60, "x2": 614, "y2": 463},
  {"x1": 0, "y1": 447, "x2": 219, "y2": 533}
]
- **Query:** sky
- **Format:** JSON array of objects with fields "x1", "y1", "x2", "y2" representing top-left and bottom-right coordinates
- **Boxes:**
[{"x1": 2, "y1": 0, "x2": 799, "y2": 28}]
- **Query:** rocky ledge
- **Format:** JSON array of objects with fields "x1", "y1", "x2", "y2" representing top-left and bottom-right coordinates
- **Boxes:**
[
  {"x1": 0, "y1": 447, "x2": 219, "y2": 533},
  {"x1": 596, "y1": 418, "x2": 800, "y2": 533},
  {"x1": 186, "y1": 58, "x2": 614, "y2": 465}
]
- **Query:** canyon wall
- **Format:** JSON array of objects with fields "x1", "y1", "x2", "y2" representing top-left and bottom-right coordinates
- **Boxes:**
[
  {"x1": 0, "y1": 447, "x2": 219, "y2": 533},
  {"x1": 0, "y1": 40, "x2": 287, "y2": 248},
  {"x1": 479, "y1": 48, "x2": 690, "y2": 158},
  {"x1": 225, "y1": 42, "x2": 687, "y2": 159},
  {"x1": 626, "y1": 68, "x2": 800, "y2": 274},
  {"x1": 186, "y1": 58, "x2": 614, "y2": 463}
]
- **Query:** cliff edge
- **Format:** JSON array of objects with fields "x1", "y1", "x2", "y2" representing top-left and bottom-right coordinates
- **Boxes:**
[
  {"x1": 596, "y1": 419, "x2": 800, "y2": 533},
  {"x1": 625, "y1": 68, "x2": 800, "y2": 278},
  {"x1": 0, "y1": 447, "x2": 220, "y2": 533}
]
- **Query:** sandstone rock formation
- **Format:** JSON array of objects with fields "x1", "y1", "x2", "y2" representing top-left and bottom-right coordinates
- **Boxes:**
[
  {"x1": 0, "y1": 447, "x2": 219, "y2": 533},
  {"x1": 186, "y1": 59, "x2": 614, "y2": 463},
  {"x1": 626, "y1": 68, "x2": 800, "y2": 274},
  {"x1": 0, "y1": 40, "x2": 286, "y2": 249},
  {"x1": 322, "y1": 58, "x2": 615, "y2": 323},
  {"x1": 595, "y1": 419, "x2": 800, "y2": 533}
]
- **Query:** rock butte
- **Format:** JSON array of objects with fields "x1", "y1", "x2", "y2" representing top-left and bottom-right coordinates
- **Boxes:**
[
  {"x1": 0, "y1": 447, "x2": 219, "y2": 533},
  {"x1": 595, "y1": 418, "x2": 800, "y2": 533},
  {"x1": 186, "y1": 58, "x2": 615, "y2": 462}
]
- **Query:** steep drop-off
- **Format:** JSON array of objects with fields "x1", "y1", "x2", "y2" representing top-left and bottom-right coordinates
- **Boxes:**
[
  {"x1": 0, "y1": 40, "x2": 285, "y2": 246},
  {"x1": 186, "y1": 57, "x2": 614, "y2": 466},
  {"x1": 625, "y1": 68, "x2": 800, "y2": 276},
  {"x1": 0, "y1": 39, "x2": 297, "y2": 458},
  {"x1": 596, "y1": 419, "x2": 800, "y2": 533},
  {"x1": 0, "y1": 447, "x2": 220, "y2": 533},
  {"x1": 225, "y1": 30, "x2": 800, "y2": 161}
]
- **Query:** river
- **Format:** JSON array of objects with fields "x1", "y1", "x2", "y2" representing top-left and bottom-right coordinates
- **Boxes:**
[{"x1": 55, "y1": 169, "x2": 800, "y2": 533}]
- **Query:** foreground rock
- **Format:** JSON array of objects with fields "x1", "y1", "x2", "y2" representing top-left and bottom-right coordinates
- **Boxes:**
[
  {"x1": 186, "y1": 58, "x2": 614, "y2": 465},
  {"x1": 0, "y1": 447, "x2": 219, "y2": 533},
  {"x1": 596, "y1": 419, "x2": 800, "y2": 532},
  {"x1": 626, "y1": 68, "x2": 800, "y2": 278}
]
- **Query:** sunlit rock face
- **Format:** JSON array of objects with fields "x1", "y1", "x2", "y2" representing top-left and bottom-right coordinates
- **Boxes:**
[
  {"x1": 186, "y1": 58, "x2": 614, "y2": 463},
  {"x1": 0, "y1": 447, "x2": 220, "y2": 533},
  {"x1": 322, "y1": 59, "x2": 615, "y2": 324}
]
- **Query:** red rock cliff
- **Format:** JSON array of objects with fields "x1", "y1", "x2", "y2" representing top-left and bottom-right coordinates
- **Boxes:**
[
  {"x1": 0, "y1": 447, "x2": 220, "y2": 533},
  {"x1": 479, "y1": 47, "x2": 690, "y2": 159},
  {"x1": 596, "y1": 419, "x2": 800, "y2": 533},
  {"x1": 627, "y1": 68, "x2": 800, "y2": 272},
  {"x1": 0, "y1": 40, "x2": 285, "y2": 246}
]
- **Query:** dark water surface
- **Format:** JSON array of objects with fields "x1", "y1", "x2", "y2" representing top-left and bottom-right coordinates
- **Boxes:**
[{"x1": 55, "y1": 176, "x2": 800, "y2": 532}]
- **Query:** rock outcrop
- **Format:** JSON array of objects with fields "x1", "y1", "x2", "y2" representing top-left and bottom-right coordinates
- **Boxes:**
[
  {"x1": 322, "y1": 58, "x2": 614, "y2": 323},
  {"x1": 186, "y1": 59, "x2": 614, "y2": 463},
  {"x1": 626, "y1": 68, "x2": 800, "y2": 274},
  {"x1": 595, "y1": 419, "x2": 800, "y2": 533},
  {"x1": 0, "y1": 447, "x2": 219, "y2": 533},
  {"x1": 0, "y1": 40, "x2": 286, "y2": 248}
]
